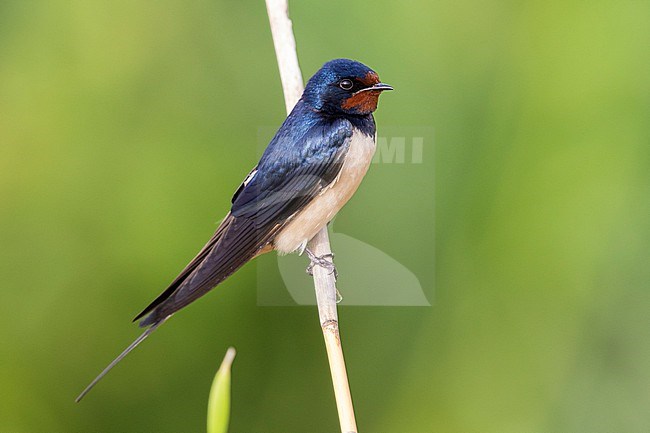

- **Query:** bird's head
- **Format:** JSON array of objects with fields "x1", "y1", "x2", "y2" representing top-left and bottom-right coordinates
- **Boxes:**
[{"x1": 302, "y1": 59, "x2": 393, "y2": 116}]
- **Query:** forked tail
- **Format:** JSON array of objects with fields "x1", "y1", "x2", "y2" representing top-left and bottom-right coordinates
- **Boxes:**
[{"x1": 75, "y1": 317, "x2": 169, "y2": 402}]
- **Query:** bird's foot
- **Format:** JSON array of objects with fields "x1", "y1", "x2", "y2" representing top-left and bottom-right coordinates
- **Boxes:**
[{"x1": 305, "y1": 249, "x2": 338, "y2": 281}]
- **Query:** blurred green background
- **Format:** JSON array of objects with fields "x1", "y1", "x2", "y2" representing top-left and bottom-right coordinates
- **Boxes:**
[{"x1": 1, "y1": 0, "x2": 649, "y2": 432}]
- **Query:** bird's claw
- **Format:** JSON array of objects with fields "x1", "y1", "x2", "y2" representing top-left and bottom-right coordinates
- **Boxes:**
[{"x1": 305, "y1": 250, "x2": 338, "y2": 281}]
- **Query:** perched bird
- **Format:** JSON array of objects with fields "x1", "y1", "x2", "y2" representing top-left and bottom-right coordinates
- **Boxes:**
[{"x1": 76, "y1": 58, "x2": 392, "y2": 401}]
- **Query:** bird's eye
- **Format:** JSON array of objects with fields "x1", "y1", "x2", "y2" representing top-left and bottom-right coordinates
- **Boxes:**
[{"x1": 339, "y1": 79, "x2": 354, "y2": 90}]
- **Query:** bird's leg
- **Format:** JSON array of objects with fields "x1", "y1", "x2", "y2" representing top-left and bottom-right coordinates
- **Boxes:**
[
  {"x1": 305, "y1": 248, "x2": 338, "y2": 280},
  {"x1": 305, "y1": 248, "x2": 342, "y2": 303}
]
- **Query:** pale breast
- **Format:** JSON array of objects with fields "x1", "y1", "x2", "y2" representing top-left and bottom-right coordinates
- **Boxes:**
[{"x1": 273, "y1": 129, "x2": 376, "y2": 254}]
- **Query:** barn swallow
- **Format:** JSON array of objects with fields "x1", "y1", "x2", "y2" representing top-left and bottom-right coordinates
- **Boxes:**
[{"x1": 76, "y1": 58, "x2": 392, "y2": 401}]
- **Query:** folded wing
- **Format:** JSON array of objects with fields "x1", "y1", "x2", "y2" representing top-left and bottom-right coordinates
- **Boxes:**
[{"x1": 135, "y1": 106, "x2": 353, "y2": 326}]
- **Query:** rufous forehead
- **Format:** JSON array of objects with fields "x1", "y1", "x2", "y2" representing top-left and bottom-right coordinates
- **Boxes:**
[{"x1": 358, "y1": 71, "x2": 380, "y2": 86}]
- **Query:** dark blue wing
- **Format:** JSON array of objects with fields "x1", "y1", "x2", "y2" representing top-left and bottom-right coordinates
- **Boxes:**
[
  {"x1": 135, "y1": 101, "x2": 353, "y2": 326},
  {"x1": 231, "y1": 102, "x2": 353, "y2": 224}
]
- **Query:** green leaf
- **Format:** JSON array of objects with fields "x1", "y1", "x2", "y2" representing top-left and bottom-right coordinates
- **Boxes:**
[{"x1": 207, "y1": 347, "x2": 236, "y2": 433}]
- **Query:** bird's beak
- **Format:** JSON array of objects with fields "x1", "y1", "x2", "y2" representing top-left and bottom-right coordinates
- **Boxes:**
[
  {"x1": 355, "y1": 83, "x2": 394, "y2": 94},
  {"x1": 371, "y1": 82, "x2": 394, "y2": 91}
]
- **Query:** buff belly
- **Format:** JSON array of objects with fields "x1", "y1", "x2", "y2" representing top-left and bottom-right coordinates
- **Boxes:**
[{"x1": 273, "y1": 129, "x2": 376, "y2": 254}]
